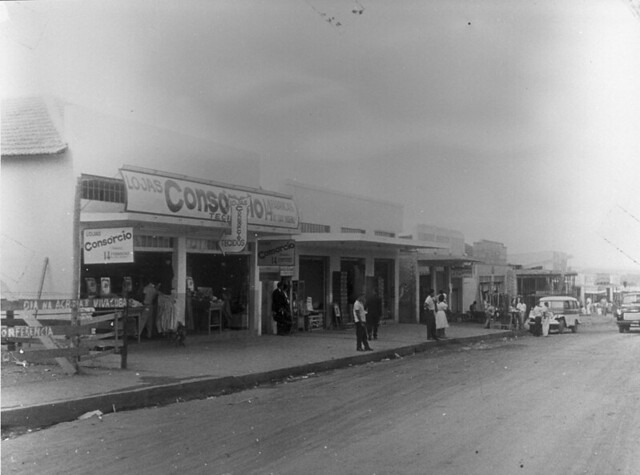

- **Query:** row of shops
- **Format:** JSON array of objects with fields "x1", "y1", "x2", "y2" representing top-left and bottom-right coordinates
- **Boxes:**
[
  {"x1": 1, "y1": 97, "x2": 499, "y2": 339},
  {"x1": 77, "y1": 166, "x2": 456, "y2": 336}
]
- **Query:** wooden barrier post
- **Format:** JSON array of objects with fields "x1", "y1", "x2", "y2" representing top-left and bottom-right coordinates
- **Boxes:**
[{"x1": 5, "y1": 310, "x2": 15, "y2": 351}]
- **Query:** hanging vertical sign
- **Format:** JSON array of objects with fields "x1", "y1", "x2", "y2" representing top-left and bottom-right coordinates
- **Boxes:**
[{"x1": 219, "y1": 197, "x2": 249, "y2": 254}]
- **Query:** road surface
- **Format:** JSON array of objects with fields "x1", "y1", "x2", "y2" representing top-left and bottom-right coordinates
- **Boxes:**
[{"x1": 2, "y1": 315, "x2": 639, "y2": 474}]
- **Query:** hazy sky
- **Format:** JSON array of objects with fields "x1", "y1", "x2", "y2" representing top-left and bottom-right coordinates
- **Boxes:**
[{"x1": 2, "y1": 0, "x2": 640, "y2": 270}]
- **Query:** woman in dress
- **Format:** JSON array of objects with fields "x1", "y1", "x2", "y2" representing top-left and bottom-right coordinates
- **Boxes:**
[{"x1": 435, "y1": 293, "x2": 449, "y2": 338}]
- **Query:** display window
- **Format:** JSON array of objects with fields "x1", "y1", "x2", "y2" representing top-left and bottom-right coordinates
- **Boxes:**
[{"x1": 80, "y1": 251, "x2": 173, "y2": 299}]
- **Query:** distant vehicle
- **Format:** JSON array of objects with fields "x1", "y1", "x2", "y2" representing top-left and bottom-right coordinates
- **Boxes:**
[
  {"x1": 538, "y1": 296, "x2": 581, "y2": 333},
  {"x1": 614, "y1": 292, "x2": 640, "y2": 333}
]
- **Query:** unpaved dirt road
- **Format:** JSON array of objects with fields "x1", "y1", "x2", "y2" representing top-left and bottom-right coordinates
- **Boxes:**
[{"x1": 2, "y1": 315, "x2": 639, "y2": 474}]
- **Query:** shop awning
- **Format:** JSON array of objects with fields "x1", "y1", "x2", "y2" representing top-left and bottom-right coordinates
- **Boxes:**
[
  {"x1": 416, "y1": 253, "x2": 479, "y2": 266},
  {"x1": 288, "y1": 233, "x2": 447, "y2": 251}
]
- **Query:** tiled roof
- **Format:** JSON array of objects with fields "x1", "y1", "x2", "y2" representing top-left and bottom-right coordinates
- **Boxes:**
[{"x1": 1, "y1": 96, "x2": 67, "y2": 157}]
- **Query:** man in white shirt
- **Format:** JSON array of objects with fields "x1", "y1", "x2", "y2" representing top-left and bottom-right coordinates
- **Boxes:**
[
  {"x1": 353, "y1": 293, "x2": 372, "y2": 351},
  {"x1": 423, "y1": 288, "x2": 439, "y2": 340},
  {"x1": 516, "y1": 297, "x2": 527, "y2": 330}
]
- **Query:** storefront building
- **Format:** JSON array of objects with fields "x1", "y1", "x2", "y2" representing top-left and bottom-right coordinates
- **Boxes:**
[
  {"x1": 2, "y1": 98, "x2": 298, "y2": 336},
  {"x1": 398, "y1": 225, "x2": 475, "y2": 323},
  {"x1": 80, "y1": 167, "x2": 299, "y2": 334},
  {"x1": 276, "y1": 181, "x2": 440, "y2": 330}
]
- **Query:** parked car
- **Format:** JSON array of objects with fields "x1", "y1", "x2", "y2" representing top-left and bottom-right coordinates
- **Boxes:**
[
  {"x1": 538, "y1": 296, "x2": 581, "y2": 333},
  {"x1": 614, "y1": 292, "x2": 640, "y2": 333}
]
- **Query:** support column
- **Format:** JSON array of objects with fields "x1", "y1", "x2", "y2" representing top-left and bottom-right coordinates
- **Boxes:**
[
  {"x1": 414, "y1": 254, "x2": 420, "y2": 324},
  {"x1": 174, "y1": 235, "x2": 187, "y2": 326},
  {"x1": 250, "y1": 242, "x2": 260, "y2": 335}
]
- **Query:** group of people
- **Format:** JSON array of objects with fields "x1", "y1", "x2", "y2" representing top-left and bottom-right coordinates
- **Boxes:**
[{"x1": 423, "y1": 289, "x2": 450, "y2": 341}]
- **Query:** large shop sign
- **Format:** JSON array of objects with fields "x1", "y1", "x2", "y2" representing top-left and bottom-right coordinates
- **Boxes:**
[
  {"x1": 258, "y1": 240, "x2": 296, "y2": 266},
  {"x1": 121, "y1": 168, "x2": 299, "y2": 230},
  {"x1": 83, "y1": 228, "x2": 134, "y2": 264}
]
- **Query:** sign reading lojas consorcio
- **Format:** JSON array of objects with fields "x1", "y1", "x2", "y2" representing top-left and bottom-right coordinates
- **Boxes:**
[
  {"x1": 83, "y1": 228, "x2": 134, "y2": 264},
  {"x1": 120, "y1": 169, "x2": 299, "y2": 230}
]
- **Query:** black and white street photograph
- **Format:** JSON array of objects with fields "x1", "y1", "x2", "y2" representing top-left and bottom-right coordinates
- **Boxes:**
[{"x1": 2, "y1": 1, "x2": 640, "y2": 474}]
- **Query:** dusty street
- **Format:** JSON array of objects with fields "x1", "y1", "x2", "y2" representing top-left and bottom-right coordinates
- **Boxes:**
[{"x1": 2, "y1": 315, "x2": 639, "y2": 475}]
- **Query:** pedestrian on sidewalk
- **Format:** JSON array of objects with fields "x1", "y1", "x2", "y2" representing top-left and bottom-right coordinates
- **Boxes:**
[
  {"x1": 541, "y1": 302, "x2": 552, "y2": 337},
  {"x1": 140, "y1": 280, "x2": 158, "y2": 338},
  {"x1": 516, "y1": 297, "x2": 527, "y2": 330},
  {"x1": 272, "y1": 281, "x2": 292, "y2": 335},
  {"x1": 529, "y1": 300, "x2": 552, "y2": 336},
  {"x1": 423, "y1": 288, "x2": 439, "y2": 340},
  {"x1": 435, "y1": 293, "x2": 449, "y2": 338},
  {"x1": 366, "y1": 290, "x2": 382, "y2": 340},
  {"x1": 353, "y1": 293, "x2": 373, "y2": 351},
  {"x1": 484, "y1": 301, "x2": 495, "y2": 329}
]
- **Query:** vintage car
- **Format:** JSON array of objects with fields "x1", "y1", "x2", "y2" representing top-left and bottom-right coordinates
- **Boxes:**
[
  {"x1": 538, "y1": 296, "x2": 581, "y2": 333},
  {"x1": 614, "y1": 292, "x2": 640, "y2": 333}
]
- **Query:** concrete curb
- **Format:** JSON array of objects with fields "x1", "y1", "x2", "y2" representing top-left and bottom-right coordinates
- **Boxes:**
[{"x1": 1, "y1": 330, "x2": 513, "y2": 433}]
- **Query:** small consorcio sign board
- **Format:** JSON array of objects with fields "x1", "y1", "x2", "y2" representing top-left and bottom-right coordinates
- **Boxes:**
[
  {"x1": 258, "y1": 240, "x2": 296, "y2": 266},
  {"x1": 83, "y1": 228, "x2": 134, "y2": 264}
]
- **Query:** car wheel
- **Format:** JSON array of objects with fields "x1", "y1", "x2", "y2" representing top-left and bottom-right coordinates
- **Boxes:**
[
  {"x1": 557, "y1": 319, "x2": 565, "y2": 334},
  {"x1": 618, "y1": 324, "x2": 625, "y2": 333},
  {"x1": 570, "y1": 321, "x2": 577, "y2": 333}
]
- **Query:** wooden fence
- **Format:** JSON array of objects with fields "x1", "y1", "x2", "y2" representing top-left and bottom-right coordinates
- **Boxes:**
[{"x1": 1, "y1": 298, "x2": 132, "y2": 374}]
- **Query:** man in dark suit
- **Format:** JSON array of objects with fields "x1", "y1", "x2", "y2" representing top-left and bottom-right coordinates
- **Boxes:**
[{"x1": 272, "y1": 281, "x2": 292, "y2": 335}]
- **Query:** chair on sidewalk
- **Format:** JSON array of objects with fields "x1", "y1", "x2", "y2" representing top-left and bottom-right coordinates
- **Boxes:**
[
  {"x1": 208, "y1": 302, "x2": 223, "y2": 334},
  {"x1": 305, "y1": 297, "x2": 324, "y2": 330}
]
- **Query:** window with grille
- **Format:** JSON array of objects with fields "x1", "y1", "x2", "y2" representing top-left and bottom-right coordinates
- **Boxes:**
[
  {"x1": 300, "y1": 222, "x2": 330, "y2": 233},
  {"x1": 134, "y1": 235, "x2": 174, "y2": 249},
  {"x1": 341, "y1": 227, "x2": 365, "y2": 234},
  {"x1": 374, "y1": 230, "x2": 395, "y2": 238},
  {"x1": 81, "y1": 176, "x2": 125, "y2": 203}
]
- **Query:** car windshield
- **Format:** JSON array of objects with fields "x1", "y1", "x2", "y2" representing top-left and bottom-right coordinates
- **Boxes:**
[{"x1": 622, "y1": 294, "x2": 640, "y2": 304}]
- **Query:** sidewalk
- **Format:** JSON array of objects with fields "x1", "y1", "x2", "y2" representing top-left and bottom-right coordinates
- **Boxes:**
[{"x1": 1, "y1": 322, "x2": 512, "y2": 433}]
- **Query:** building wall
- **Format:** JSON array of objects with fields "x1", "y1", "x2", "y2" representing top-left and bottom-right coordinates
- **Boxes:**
[
  {"x1": 509, "y1": 250, "x2": 570, "y2": 272},
  {"x1": 473, "y1": 240, "x2": 507, "y2": 265},
  {"x1": 414, "y1": 224, "x2": 465, "y2": 256},
  {"x1": 283, "y1": 180, "x2": 403, "y2": 235},
  {"x1": 1, "y1": 153, "x2": 76, "y2": 298}
]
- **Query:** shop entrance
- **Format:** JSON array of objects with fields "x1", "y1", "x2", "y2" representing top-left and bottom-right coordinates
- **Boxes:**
[
  {"x1": 186, "y1": 253, "x2": 250, "y2": 331},
  {"x1": 299, "y1": 256, "x2": 327, "y2": 315},
  {"x1": 373, "y1": 258, "x2": 394, "y2": 320},
  {"x1": 341, "y1": 258, "x2": 365, "y2": 302}
]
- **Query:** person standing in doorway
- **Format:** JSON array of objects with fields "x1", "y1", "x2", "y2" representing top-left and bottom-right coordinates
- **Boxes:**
[
  {"x1": 140, "y1": 280, "x2": 158, "y2": 339},
  {"x1": 272, "y1": 281, "x2": 292, "y2": 335},
  {"x1": 366, "y1": 290, "x2": 382, "y2": 340},
  {"x1": 353, "y1": 293, "x2": 373, "y2": 351},
  {"x1": 423, "y1": 288, "x2": 439, "y2": 341}
]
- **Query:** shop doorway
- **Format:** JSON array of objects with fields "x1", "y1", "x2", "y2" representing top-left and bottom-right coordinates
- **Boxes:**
[
  {"x1": 340, "y1": 258, "x2": 365, "y2": 303},
  {"x1": 299, "y1": 256, "x2": 327, "y2": 314},
  {"x1": 187, "y1": 254, "x2": 250, "y2": 330},
  {"x1": 373, "y1": 258, "x2": 394, "y2": 320}
]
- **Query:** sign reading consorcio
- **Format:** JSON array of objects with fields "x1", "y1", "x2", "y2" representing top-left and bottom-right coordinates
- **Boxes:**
[
  {"x1": 83, "y1": 228, "x2": 134, "y2": 264},
  {"x1": 120, "y1": 169, "x2": 299, "y2": 229}
]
